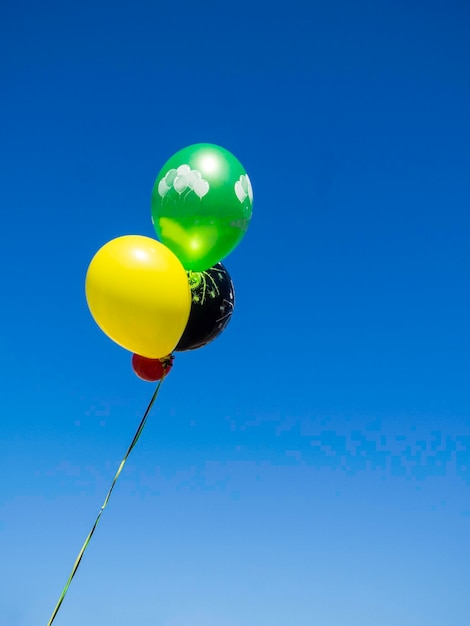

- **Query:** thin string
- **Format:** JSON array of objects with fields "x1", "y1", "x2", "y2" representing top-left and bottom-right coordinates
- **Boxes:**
[{"x1": 46, "y1": 374, "x2": 166, "y2": 626}]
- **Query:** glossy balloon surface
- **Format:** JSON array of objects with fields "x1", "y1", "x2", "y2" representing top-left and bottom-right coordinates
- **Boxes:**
[
  {"x1": 85, "y1": 236, "x2": 190, "y2": 358},
  {"x1": 151, "y1": 143, "x2": 253, "y2": 271},
  {"x1": 175, "y1": 262, "x2": 235, "y2": 351},
  {"x1": 131, "y1": 353, "x2": 174, "y2": 381}
]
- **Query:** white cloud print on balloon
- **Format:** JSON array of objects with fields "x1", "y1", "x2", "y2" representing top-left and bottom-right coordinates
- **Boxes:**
[
  {"x1": 157, "y1": 165, "x2": 254, "y2": 204},
  {"x1": 157, "y1": 164, "x2": 210, "y2": 200},
  {"x1": 234, "y1": 174, "x2": 253, "y2": 204}
]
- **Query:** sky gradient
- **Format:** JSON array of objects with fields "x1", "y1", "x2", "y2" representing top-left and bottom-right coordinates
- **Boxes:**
[{"x1": 1, "y1": 0, "x2": 470, "y2": 624}]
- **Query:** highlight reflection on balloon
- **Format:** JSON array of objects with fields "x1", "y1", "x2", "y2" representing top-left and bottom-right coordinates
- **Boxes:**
[
  {"x1": 151, "y1": 143, "x2": 253, "y2": 271},
  {"x1": 85, "y1": 235, "x2": 191, "y2": 358}
]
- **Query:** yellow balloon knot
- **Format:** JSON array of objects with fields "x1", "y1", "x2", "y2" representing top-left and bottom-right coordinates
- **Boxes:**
[{"x1": 159, "y1": 354, "x2": 175, "y2": 371}]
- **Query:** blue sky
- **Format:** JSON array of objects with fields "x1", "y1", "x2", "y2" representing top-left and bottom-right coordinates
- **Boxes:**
[{"x1": 1, "y1": 0, "x2": 470, "y2": 624}]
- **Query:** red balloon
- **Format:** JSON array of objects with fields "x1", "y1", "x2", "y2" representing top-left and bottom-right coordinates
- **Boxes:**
[{"x1": 131, "y1": 353, "x2": 174, "y2": 382}]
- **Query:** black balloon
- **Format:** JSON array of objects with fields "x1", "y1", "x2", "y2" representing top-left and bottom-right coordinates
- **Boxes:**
[{"x1": 175, "y1": 262, "x2": 235, "y2": 351}]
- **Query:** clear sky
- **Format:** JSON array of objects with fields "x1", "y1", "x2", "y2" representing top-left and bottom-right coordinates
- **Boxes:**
[{"x1": 1, "y1": 0, "x2": 470, "y2": 624}]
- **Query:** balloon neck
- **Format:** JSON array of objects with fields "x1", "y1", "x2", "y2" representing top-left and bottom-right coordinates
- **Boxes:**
[{"x1": 159, "y1": 354, "x2": 175, "y2": 372}]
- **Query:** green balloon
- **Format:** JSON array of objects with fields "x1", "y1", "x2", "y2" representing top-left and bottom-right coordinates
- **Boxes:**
[{"x1": 151, "y1": 143, "x2": 253, "y2": 270}]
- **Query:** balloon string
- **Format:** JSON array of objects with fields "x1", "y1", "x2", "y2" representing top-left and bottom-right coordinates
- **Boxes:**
[{"x1": 46, "y1": 374, "x2": 167, "y2": 626}]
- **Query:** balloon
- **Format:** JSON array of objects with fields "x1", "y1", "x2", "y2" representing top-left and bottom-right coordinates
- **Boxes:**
[
  {"x1": 85, "y1": 235, "x2": 191, "y2": 358},
  {"x1": 132, "y1": 353, "x2": 174, "y2": 382},
  {"x1": 151, "y1": 143, "x2": 253, "y2": 271},
  {"x1": 175, "y1": 262, "x2": 235, "y2": 352}
]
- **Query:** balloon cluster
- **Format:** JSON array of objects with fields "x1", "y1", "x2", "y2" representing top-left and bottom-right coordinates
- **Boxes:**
[{"x1": 85, "y1": 143, "x2": 253, "y2": 381}]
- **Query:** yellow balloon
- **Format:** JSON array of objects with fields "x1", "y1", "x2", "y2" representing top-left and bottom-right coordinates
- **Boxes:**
[{"x1": 85, "y1": 235, "x2": 191, "y2": 358}]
